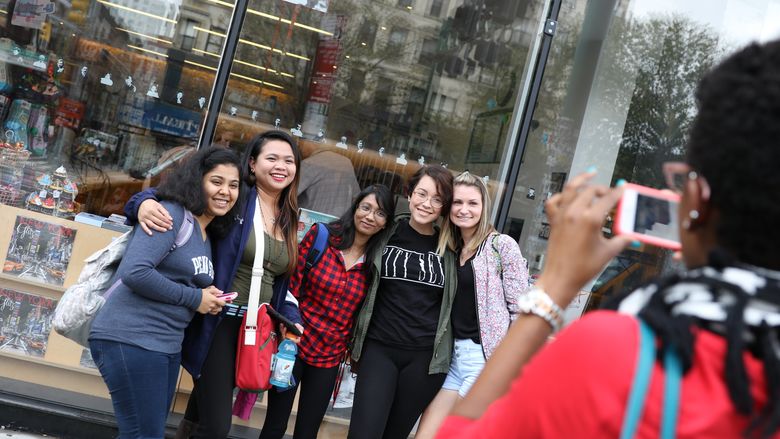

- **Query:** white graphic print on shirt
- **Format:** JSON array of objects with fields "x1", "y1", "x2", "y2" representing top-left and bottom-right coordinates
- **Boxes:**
[
  {"x1": 382, "y1": 245, "x2": 445, "y2": 287},
  {"x1": 191, "y1": 255, "x2": 214, "y2": 278}
]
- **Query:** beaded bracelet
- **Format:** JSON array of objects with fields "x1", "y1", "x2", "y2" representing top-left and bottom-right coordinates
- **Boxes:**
[{"x1": 518, "y1": 287, "x2": 564, "y2": 333}]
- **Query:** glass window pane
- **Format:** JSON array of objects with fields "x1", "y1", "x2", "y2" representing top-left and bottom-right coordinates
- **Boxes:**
[
  {"x1": 0, "y1": 0, "x2": 230, "y2": 220},
  {"x1": 507, "y1": 0, "x2": 780, "y2": 320},
  {"x1": 213, "y1": 0, "x2": 548, "y2": 221}
]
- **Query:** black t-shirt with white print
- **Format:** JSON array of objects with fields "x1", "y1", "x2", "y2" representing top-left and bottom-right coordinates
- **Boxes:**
[{"x1": 368, "y1": 219, "x2": 445, "y2": 349}]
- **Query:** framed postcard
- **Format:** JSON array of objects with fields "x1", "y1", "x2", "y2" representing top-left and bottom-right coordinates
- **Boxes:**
[
  {"x1": 3, "y1": 215, "x2": 77, "y2": 286},
  {"x1": 0, "y1": 287, "x2": 57, "y2": 358}
]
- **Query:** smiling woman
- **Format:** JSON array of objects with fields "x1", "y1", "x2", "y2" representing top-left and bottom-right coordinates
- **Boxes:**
[{"x1": 88, "y1": 147, "x2": 242, "y2": 439}]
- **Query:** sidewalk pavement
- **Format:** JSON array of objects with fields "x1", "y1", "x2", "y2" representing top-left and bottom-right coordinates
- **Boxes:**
[{"x1": 0, "y1": 428, "x2": 55, "y2": 438}]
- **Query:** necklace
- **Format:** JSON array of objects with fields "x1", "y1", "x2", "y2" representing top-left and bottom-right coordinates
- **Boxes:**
[{"x1": 256, "y1": 191, "x2": 276, "y2": 225}]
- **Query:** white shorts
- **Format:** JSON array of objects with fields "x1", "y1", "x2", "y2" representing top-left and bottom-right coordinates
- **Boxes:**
[{"x1": 441, "y1": 338, "x2": 486, "y2": 397}]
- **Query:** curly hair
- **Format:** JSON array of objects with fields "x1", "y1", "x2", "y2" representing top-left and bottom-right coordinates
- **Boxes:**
[
  {"x1": 156, "y1": 147, "x2": 243, "y2": 238},
  {"x1": 686, "y1": 41, "x2": 780, "y2": 270},
  {"x1": 240, "y1": 130, "x2": 302, "y2": 275}
]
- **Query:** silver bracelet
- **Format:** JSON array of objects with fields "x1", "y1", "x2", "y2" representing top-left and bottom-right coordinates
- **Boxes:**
[{"x1": 518, "y1": 287, "x2": 564, "y2": 333}]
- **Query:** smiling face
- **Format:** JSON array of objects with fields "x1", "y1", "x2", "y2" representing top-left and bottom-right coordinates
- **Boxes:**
[
  {"x1": 249, "y1": 139, "x2": 297, "y2": 195},
  {"x1": 354, "y1": 193, "x2": 388, "y2": 239},
  {"x1": 408, "y1": 175, "x2": 443, "y2": 230},
  {"x1": 450, "y1": 184, "x2": 483, "y2": 233},
  {"x1": 202, "y1": 164, "x2": 240, "y2": 218}
]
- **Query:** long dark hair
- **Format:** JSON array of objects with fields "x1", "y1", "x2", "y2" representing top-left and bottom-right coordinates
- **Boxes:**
[
  {"x1": 156, "y1": 147, "x2": 242, "y2": 238},
  {"x1": 327, "y1": 185, "x2": 395, "y2": 279},
  {"x1": 240, "y1": 130, "x2": 301, "y2": 275}
]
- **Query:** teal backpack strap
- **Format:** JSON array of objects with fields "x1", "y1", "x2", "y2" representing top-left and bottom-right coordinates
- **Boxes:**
[
  {"x1": 661, "y1": 344, "x2": 682, "y2": 439},
  {"x1": 620, "y1": 319, "x2": 682, "y2": 439},
  {"x1": 620, "y1": 319, "x2": 656, "y2": 439}
]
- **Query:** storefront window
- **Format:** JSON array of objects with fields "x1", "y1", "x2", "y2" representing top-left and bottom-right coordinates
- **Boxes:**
[
  {"x1": 0, "y1": 0, "x2": 231, "y2": 220},
  {"x1": 506, "y1": 0, "x2": 780, "y2": 319},
  {"x1": 210, "y1": 0, "x2": 549, "y2": 219}
]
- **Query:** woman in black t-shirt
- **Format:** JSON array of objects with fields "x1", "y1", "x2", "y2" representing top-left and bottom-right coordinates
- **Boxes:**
[
  {"x1": 348, "y1": 165, "x2": 457, "y2": 439},
  {"x1": 415, "y1": 171, "x2": 530, "y2": 438}
]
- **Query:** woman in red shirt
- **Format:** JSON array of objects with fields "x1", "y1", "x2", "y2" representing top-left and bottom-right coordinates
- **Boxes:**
[
  {"x1": 437, "y1": 40, "x2": 780, "y2": 438},
  {"x1": 258, "y1": 184, "x2": 395, "y2": 439}
]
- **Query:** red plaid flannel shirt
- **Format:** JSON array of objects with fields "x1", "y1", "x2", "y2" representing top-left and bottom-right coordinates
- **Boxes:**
[{"x1": 289, "y1": 225, "x2": 369, "y2": 368}]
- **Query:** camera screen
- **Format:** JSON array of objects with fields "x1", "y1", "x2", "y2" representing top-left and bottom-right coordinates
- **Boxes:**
[{"x1": 634, "y1": 194, "x2": 680, "y2": 242}]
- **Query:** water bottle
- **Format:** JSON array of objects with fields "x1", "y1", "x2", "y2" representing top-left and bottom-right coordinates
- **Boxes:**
[{"x1": 270, "y1": 334, "x2": 297, "y2": 389}]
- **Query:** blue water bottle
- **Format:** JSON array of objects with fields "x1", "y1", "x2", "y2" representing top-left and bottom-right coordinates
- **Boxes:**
[{"x1": 270, "y1": 334, "x2": 297, "y2": 389}]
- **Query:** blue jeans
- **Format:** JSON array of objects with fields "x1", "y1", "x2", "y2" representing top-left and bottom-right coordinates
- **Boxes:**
[{"x1": 89, "y1": 339, "x2": 181, "y2": 439}]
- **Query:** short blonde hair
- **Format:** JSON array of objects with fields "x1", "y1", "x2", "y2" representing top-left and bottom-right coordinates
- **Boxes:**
[{"x1": 437, "y1": 172, "x2": 496, "y2": 255}]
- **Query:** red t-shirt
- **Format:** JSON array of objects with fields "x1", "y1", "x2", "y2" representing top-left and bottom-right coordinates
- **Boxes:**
[{"x1": 437, "y1": 311, "x2": 775, "y2": 438}]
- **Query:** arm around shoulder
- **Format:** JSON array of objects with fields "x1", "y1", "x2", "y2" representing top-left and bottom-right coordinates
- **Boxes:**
[{"x1": 123, "y1": 188, "x2": 159, "y2": 225}]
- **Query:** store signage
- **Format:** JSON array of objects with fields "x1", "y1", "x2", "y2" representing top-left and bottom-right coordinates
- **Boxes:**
[{"x1": 141, "y1": 102, "x2": 201, "y2": 139}]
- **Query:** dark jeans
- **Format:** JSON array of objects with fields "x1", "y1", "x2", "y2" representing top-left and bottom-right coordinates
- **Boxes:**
[
  {"x1": 259, "y1": 360, "x2": 340, "y2": 439},
  {"x1": 183, "y1": 314, "x2": 242, "y2": 438},
  {"x1": 347, "y1": 339, "x2": 446, "y2": 439},
  {"x1": 89, "y1": 339, "x2": 180, "y2": 439}
]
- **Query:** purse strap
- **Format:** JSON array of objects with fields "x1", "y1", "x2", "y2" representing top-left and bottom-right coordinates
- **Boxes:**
[
  {"x1": 243, "y1": 196, "x2": 266, "y2": 346},
  {"x1": 620, "y1": 319, "x2": 682, "y2": 439}
]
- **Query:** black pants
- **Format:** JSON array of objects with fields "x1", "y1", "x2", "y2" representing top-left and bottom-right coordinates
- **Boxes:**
[
  {"x1": 347, "y1": 339, "x2": 446, "y2": 439},
  {"x1": 184, "y1": 314, "x2": 242, "y2": 438},
  {"x1": 258, "y1": 360, "x2": 340, "y2": 439}
]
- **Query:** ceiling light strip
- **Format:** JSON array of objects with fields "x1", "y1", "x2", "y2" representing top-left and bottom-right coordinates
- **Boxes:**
[
  {"x1": 184, "y1": 60, "x2": 218, "y2": 71},
  {"x1": 194, "y1": 26, "x2": 226, "y2": 37},
  {"x1": 192, "y1": 48, "x2": 222, "y2": 58},
  {"x1": 97, "y1": 0, "x2": 177, "y2": 23},
  {"x1": 127, "y1": 44, "x2": 168, "y2": 57},
  {"x1": 230, "y1": 72, "x2": 284, "y2": 89},
  {"x1": 207, "y1": 0, "x2": 332, "y2": 36},
  {"x1": 117, "y1": 27, "x2": 173, "y2": 44}
]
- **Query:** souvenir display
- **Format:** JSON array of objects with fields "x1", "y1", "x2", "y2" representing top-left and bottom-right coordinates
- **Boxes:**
[
  {"x1": 3, "y1": 215, "x2": 77, "y2": 287},
  {"x1": 0, "y1": 135, "x2": 30, "y2": 206},
  {"x1": 23, "y1": 166, "x2": 79, "y2": 219},
  {"x1": 0, "y1": 288, "x2": 58, "y2": 359}
]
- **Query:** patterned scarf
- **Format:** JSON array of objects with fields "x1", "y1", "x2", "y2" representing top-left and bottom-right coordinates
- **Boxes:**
[{"x1": 604, "y1": 250, "x2": 780, "y2": 438}]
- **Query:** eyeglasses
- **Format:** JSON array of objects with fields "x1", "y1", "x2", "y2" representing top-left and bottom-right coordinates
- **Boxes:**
[
  {"x1": 662, "y1": 162, "x2": 711, "y2": 200},
  {"x1": 357, "y1": 203, "x2": 388, "y2": 220},
  {"x1": 411, "y1": 189, "x2": 444, "y2": 209}
]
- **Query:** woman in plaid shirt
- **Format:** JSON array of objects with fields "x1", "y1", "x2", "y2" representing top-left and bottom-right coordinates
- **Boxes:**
[{"x1": 258, "y1": 184, "x2": 396, "y2": 439}]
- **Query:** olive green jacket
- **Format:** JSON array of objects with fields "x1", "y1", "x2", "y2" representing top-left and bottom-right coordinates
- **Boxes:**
[{"x1": 350, "y1": 213, "x2": 457, "y2": 375}]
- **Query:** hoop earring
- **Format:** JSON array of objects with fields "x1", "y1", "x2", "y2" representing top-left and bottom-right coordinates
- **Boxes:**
[{"x1": 682, "y1": 219, "x2": 691, "y2": 230}]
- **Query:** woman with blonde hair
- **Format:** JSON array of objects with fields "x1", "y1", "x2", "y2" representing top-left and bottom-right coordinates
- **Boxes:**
[{"x1": 416, "y1": 171, "x2": 530, "y2": 438}]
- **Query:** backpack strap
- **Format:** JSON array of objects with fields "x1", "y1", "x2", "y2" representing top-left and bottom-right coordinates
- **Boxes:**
[
  {"x1": 620, "y1": 319, "x2": 682, "y2": 439},
  {"x1": 172, "y1": 209, "x2": 195, "y2": 251},
  {"x1": 298, "y1": 223, "x2": 330, "y2": 299}
]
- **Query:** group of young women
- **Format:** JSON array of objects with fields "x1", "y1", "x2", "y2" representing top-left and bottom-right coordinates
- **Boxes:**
[
  {"x1": 89, "y1": 39, "x2": 780, "y2": 439},
  {"x1": 89, "y1": 127, "x2": 531, "y2": 439}
]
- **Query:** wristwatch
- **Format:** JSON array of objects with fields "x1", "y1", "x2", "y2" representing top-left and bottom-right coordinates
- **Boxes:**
[{"x1": 518, "y1": 287, "x2": 564, "y2": 333}]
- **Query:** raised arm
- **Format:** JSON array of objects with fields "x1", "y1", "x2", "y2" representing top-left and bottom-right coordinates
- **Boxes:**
[{"x1": 444, "y1": 173, "x2": 631, "y2": 426}]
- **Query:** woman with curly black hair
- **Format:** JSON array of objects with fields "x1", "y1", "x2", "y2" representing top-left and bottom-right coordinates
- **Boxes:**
[
  {"x1": 437, "y1": 40, "x2": 780, "y2": 438},
  {"x1": 125, "y1": 130, "x2": 304, "y2": 438},
  {"x1": 90, "y1": 148, "x2": 241, "y2": 439}
]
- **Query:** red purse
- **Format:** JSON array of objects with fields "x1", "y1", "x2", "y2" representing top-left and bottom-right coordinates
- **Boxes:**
[
  {"x1": 235, "y1": 303, "x2": 277, "y2": 392},
  {"x1": 234, "y1": 198, "x2": 277, "y2": 392}
]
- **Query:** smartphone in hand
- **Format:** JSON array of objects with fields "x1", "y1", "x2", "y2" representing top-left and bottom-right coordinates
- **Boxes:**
[
  {"x1": 216, "y1": 291, "x2": 238, "y2": 302},
  {"x1": 614, "y1": 183, "x2": 681, "y2": 250}
]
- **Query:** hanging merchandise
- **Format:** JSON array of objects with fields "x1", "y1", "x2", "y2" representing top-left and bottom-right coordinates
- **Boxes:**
[
  {"x1": 28, "y1": 104, "x2": 48, "y2": 156},
  {"x1": 0, "y1": 133, "x2": 30, "y2": 206},
  {"x1": 5, "y1": 99, "x2": 31, "y2": 149},
  {"x1": 0, "y1": 62, "x2": 12, "y2": 92}
]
